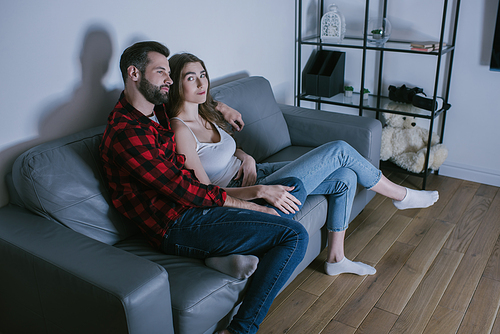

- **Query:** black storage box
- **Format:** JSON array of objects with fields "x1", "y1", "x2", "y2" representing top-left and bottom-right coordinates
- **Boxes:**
[{"x1": 302, "y1": 50, "x2": 345, "y2": 97}]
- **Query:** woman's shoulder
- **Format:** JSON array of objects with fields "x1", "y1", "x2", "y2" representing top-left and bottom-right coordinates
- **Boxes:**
[
  {"x1": 170, "y1": 117, "x2": 189, "y2": 131},
  {"x1": 170, "y1": 118, "x2": 198, "y2": 144}
]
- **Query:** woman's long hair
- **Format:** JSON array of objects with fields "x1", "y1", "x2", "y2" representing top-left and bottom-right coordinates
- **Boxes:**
[{"x1": 166, "y1": 53, "x2": 232, "y2": 134}]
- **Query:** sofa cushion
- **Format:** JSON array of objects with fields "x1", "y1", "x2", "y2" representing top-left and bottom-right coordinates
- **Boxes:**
[
  {"x1": 11, "y1": 126, "x2": 139, "y2": 245},
  {"x1": 211, "y1": 76, "x2": 292, "y2": 162},
  {"x1": 114, "y1": 235, "x2": 248, "y2": 334}
]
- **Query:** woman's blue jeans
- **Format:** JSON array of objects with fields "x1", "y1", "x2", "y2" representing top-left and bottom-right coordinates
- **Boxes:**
[
  {"x1": 230, "y1": 140, "x2": 382, "y2": 232},
  {"x1": 161, "y1": 206, "x2": 308, "y2": 334}
]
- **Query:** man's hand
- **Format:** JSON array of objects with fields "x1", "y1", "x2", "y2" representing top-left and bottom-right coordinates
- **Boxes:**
[
  {"x1": 257, "y1": 185, "x2": 302, "y2": 215},
  {"x1": 216, "y1": 101, "x2": 244, "y2": 132},
  {"x1": 224, "y1": 195, "x2": 279, "y2": 216}
]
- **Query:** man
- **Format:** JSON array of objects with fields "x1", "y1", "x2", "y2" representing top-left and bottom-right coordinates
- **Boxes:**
[{"x1": 99, "y1": 41, "x2": 308, "y2": 334}]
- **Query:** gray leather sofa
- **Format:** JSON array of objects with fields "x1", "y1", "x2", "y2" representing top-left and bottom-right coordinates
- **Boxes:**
[{"x1": 0, "y1": 76, "x2": 382, "y2": 334}]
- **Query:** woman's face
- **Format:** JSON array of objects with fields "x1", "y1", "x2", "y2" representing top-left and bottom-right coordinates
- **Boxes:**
[{"x1": 180, "y1": 62, "x2": 208, "y2": 105}]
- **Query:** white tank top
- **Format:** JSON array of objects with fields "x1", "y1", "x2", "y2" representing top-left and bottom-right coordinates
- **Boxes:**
[{"x1": 171, "y1": 117, "x2": 241, "y2": 187}]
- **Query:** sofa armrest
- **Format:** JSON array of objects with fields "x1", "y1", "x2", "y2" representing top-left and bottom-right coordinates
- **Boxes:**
[
  {"x1": 0, "y1": 205, "x2": 174, "y2": 334},
  {"x1": 279, "y1": 104, "x2": 382, "y2": 167}
]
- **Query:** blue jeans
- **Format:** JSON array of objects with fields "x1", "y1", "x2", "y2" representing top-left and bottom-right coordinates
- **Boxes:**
[
  {"x1": 229, "y1": 141, "x2": 382, "y2": 232},
  {"x1": 161, "y1": 205, "x2": 308, "y2": 334}
]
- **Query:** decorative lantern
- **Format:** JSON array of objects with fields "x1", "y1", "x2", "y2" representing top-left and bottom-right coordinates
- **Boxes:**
[{"x1": 320, "y1": 4, "x2": 346, "y2": 43}]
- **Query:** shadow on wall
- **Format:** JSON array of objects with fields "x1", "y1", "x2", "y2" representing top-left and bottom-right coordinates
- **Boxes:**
[{"x1": 0, "y1": 25, "x2": 122, "y2": 206}]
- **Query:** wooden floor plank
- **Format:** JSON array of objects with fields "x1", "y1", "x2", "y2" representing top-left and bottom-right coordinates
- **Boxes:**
[
  {"x1": 334, "y1": 242, "x2": 414, "y2": 328},
  {"x1": 443, "y1": 195, "x2": 492, "y2": 253},
  {"x1": 376, "y1": 219, "x2": 455, "y2": 315},
  {"x1": 344, "y1": 199, "x2": 398, "y2": 260},
  {"x1": 355, "y1": 214, "x2": 413, "y2": 266},
  {"x1": 321, "y1": 320, "x2": 357, "y2": 334},
  {"x1": 475, "y1": 183, "x2": 499, "y2": 199},
  {"x1": 388, "y1": 248, "x2": 463, "y2": 334},
  {"x1": 438, "y1": 180, "x2": 480, "y2": 223},
  {"x1": 439, "y1": 191, "x2": 500, "y2": 314},
  {"x1": 258, "y1": 289, "x2": 317, "y2": 334},
  {"x1": 396, "y1": 216, "x2": 435, "y2": 247},
  {"x1": 355, "y1": 308, "x2": 399, "y2": 334},
  {"x1": 483, "y1": 233, "x2": 500, "y2": 282},
  {"x1": 345, "y1": 207, "x2": 375, "y2": 239},
  {"x1": 422, "y1": 305, "x2": 464, "y2": 334},
  {"x1": 286, "y1": 275, "x2": 366, "y2": 334},
  {"x1": 491, "y1": 313, "x2": 500, "y2": 334},
  {"x1": 266, "y1": 263, "x2": 316, "y2": 315},
  {"x1": 456, "y1": 277, "x2": 500, "y2": 334}
]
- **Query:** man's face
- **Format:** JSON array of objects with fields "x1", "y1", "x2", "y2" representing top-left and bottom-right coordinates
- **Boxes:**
[{"x1": 138, "y1": 52, "x2": 172, "y2": 105}]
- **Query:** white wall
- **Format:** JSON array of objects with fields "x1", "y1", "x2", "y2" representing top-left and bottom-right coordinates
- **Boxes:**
[
  {"x1": 0, "y1": 0, "x2": 296, "y2": 206},
  {"x1": 440, "y1": 0, "x2": 500, "y2": 186},
  {"x1": 0, "y1": 0, "x2": 499, "y2": 207}
]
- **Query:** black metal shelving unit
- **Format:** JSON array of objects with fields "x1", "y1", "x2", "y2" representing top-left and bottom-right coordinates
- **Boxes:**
[{"x1": 295, "y1": 0, "x2": 461, "y2": 189}]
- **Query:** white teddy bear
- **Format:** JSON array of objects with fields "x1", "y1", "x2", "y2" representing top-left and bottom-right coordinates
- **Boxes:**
[{"x1": 380, "y1": 102, "x2": 448, "y2": 173}]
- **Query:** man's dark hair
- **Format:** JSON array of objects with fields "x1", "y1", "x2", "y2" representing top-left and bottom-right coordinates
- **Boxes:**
[{"x1": 119, "y1": 41, "x2": 170, "y2": 83}]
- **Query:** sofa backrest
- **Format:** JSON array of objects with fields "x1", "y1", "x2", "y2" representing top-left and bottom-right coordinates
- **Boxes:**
[
  {"x1": 9, "y1": 76, "x2": 290, "y2": 245},
  {"x1": 211, "y1": 76, "x2": 292, "y2": 162},
  {"x1": 11, "y1": 126, "x2": 139, "y2": 245}
]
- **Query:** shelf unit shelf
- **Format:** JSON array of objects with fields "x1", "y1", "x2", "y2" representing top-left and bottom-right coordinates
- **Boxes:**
[
  {"x1": 295, "y1": 0, "x2": 461, "y2": 189},
  {"x1": 298, "y1": 92, "x2": 450, "y2": 119},
  {"x1": 300, "y1": 36, "x2": 456, "y2": 56}
]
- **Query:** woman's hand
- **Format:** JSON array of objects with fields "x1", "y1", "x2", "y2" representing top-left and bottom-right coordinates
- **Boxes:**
[
  {"x1": 235, "y1": 153, "x2": 257, "y2": 186},
  {"x1": 216, "y1": 101, "x2": 244, "y2": 132},
  {"x1": 258, "y1": 185, "x2": 302, "y2": 215}
]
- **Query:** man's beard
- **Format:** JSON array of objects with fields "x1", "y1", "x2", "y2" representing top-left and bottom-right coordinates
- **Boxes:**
[{"x1": 138, "y1": 75, "x2": 169, "y2": 105}]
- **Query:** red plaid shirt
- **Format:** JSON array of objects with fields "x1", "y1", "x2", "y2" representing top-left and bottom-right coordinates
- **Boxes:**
[{"x1": 100, "y1": 92, "x2": 226, "y2": 249}]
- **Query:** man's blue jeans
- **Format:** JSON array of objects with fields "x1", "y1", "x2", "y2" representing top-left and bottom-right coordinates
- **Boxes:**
[
  {"x1": 248, "y1": 140, "x2": 382, "y2": 232},
  {"x1": 161, "y1": 177, "x2": 309, "y2": 334}
]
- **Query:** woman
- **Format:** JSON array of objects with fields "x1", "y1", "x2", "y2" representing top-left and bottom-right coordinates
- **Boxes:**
[{"x1": 166, "y1": 52, "x2": 439, "y2": 278}]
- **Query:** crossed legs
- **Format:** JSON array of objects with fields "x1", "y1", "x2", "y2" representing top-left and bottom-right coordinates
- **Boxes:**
[{"x1": 257, "y1": 141, "x2": 439, "y2": 277}]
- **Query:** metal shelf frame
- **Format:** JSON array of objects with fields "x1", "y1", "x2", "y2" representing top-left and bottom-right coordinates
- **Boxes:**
[{"x1": 295, "y1": 0, "x2": 461, "y2": 189}]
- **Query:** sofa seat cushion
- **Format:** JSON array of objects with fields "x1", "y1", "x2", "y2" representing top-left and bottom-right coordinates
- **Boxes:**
[
  {"x1": 113, "y1": 188, "x2": 326, "y2": 333},
  {"x1": 114, "y1": 235, "x2": 248, "y2": 334},
  {"x1": 293, "y1": 194, "x2": 327, "y2": 236},
  {"x1": 210, "y1": 76, "x2": 292, "y2": 163}
]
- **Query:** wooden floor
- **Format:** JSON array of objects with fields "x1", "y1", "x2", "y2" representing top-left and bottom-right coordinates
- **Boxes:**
[{"x1": 258, "y1": 171, "x2": 500, "y2": 334}]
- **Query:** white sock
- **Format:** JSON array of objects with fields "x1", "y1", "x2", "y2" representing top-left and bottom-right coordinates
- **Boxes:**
[
  {"x1": 393, "y1": 188, "x2": 439, "y2": 210},
  {"x1": 324, "y1": 257, "x2": 376, "y2": 276},
  {"x1": 205, "y1": 254, "x2": 259, "y2": 279}
]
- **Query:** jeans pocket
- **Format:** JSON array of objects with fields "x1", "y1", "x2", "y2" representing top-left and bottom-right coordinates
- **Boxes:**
[{"x1": 174, "y1": 244, "x2": 209, "y2": 259}]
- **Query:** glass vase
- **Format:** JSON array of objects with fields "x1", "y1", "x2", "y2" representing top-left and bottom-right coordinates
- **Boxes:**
[{"x1": 367, "y1": 17, "x2": 392, "y2": 46}]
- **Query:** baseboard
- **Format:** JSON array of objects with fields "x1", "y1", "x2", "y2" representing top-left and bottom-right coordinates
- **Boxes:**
[{"x1": 439, "y1": 161, "x2": 500, "y2": 187}]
